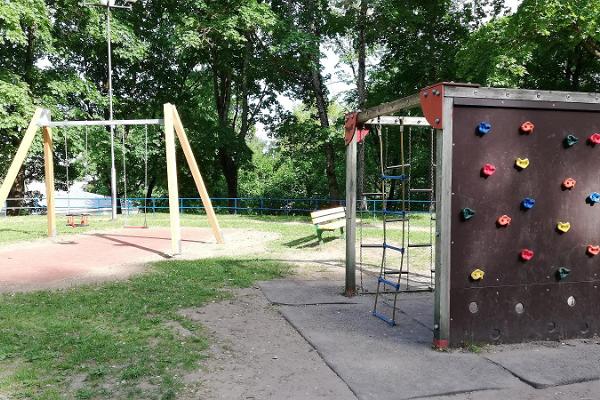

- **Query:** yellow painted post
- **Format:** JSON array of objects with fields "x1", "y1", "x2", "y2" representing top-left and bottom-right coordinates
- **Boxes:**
[
  {"x1": 42, "y1": 126, "x2": 57, "y2": 237},
  {"x1": 164, "y1": 103, "x2": 182, "y2": 255},
  {"x1": 172, "y1": 106, "x2": 225, "y2": 244},
  {"x1": 0, "y1": 108, "x2": 44, "y2": 212}
]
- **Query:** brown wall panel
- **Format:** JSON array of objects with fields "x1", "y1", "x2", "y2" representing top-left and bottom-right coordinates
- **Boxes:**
[{"x1": 449, "y1": 103, "x2": 600, "y2": 344}]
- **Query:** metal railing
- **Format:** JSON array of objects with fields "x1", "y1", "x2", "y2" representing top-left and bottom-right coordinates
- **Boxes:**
[{"x1": 1, "y1": 196, "x2": 435, "y2": 217}]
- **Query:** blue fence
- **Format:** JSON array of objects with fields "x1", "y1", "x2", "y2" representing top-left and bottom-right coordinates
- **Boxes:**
[{"x1": 3, "y1": 196, "x2": 435, "y2": 217}]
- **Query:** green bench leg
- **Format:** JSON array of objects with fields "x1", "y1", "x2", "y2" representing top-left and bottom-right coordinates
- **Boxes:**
[{"x1": 316, "y1": 227, "x2": 324, "y2": 244}]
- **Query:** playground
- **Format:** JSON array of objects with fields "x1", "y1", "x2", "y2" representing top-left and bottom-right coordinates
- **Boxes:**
[{"x1": 2, "y1": 0, "x2": 600, "y2": 398}]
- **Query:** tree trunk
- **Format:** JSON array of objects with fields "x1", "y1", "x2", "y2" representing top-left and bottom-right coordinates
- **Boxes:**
[
  {"x1": 6, "y1": 168, "x2": 25, "y2": 216},
  {"x1": 357, "y1": 0, "x2": 368, "y2": 109},
  {"x1": 218, "y1": 149, "x2": 238, "y2": 205}
]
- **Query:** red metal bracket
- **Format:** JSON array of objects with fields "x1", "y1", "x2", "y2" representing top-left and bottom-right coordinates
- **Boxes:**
[
  {"x1": 344, "y1": 112, "x2": 358, "y2": 145},
  {"x1": 420, "y1": 82, "x2": 480, "y2": 130},
  {"x1": 420, "y1": 83, "x2": 445, "y2": 129},
  {"x1": 345, "y1": 112, "x2": 369, "y2": 145}
]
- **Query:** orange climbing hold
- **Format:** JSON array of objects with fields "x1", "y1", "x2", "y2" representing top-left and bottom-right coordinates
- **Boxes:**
[
  {"x1": 520, "y1": 121, "x2": 535, "y2": 134},
  {"x1": 562, "y1": 178, "x2": 576, "y2": 190},
  {"x1": 497, "y1": 215, "x2": 512, "y2": 227}
]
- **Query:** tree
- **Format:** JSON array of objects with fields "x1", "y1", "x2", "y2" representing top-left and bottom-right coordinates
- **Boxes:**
[{"x1": 456, "y1": 0, "x2": 600, "y2": 91}]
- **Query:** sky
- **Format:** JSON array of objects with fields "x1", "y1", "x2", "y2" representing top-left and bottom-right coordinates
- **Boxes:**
[{"x1": 256, "y1": 0, "x2": 523, "y2": 141}]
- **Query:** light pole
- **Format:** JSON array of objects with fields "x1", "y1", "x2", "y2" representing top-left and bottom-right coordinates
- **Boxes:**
[{"x1": 84, "y1": 0, "x2": 136, "y2": 219}]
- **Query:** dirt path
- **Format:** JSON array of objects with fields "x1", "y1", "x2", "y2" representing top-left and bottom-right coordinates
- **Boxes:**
[{"x1": 178, "y1": 287, "x2": 357, "y2": 400}]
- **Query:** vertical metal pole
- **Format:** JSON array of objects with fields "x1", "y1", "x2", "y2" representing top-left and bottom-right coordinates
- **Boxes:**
[
  {"x1": 107, "y1": 4, "x2": 118, "y2": 220},
  {"x1": 433, "y1": 97, "x2": 454, "y2": 349},
  {"x1": 345, "y1": 133, "x2": 358, "y2": 297}
]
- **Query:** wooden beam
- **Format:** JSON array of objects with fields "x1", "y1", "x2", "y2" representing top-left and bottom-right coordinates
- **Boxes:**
[
  {"x1": 0, "y1": 108, "x2": 44, "y2": 212},
  {"x1": 164, "y1": 103, "x2": 182, "y2": 255},
  {"x1": 172, "y1": 106, "x2": 225, "y2": 244},
  {"x1": 356, "y1": 93, "x2": 421, "y2": 124},
  {"x1": 42, "y1": 127, "x2": 56, "y2": 237},
  {"x1": 345, "y1": 133, "x2": 358, "y2": 296}
]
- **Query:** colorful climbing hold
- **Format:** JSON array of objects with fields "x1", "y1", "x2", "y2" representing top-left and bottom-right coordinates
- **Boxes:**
[
  {"x1": 520, "y1": 121, "x2": 535, "y2": 134},
  {"x1": 587, "y1": 245, "x2": 600, "y2": 256},
  {"x1": 461, "y1": 208, "x2": 476, "y2": 221},
  {"x1": 588, "y1": 192, "x2": 600, "y2": 204},
  {"x1": 482, "y1": 163, "x2": 496, "y2": 177},
  {"x1": 515, "y1": 158, "x2": 530, "y2": 169},
  {"x1": 557, "y1": 222, "x2": 571, "y2": 233},
  {"x1": 562, "y1": 178, "x2": 576, "y2": 190},
  {"x1": 497, "y1": 215, "x2": 512, "y2": 227},
  {"x1": 564, "y1": 135, "x2": 579, "y2": 148},
  {"x1": 521, "y1": 198, "x2": 536, "y2": 209},
  {"x1": 477, "y1": 122, "x2": 492, "y2": 136},
  {"x1": 556, "y1": 267, "x2": 571, "y2": 281},
  {"x1": 520, "y1": 249, "x2": 534, "y2": 261},
  {"x1": 589, "y1": 133, "x2": 600, "y2": 145},
  {"x1": 470, "y1": 269, "x2": 485, "y2": 281}
]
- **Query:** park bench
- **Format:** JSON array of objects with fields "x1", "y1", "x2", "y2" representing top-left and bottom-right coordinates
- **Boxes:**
[{"x1": 310, "y1": 207, "x2": 348, "y2": 243}]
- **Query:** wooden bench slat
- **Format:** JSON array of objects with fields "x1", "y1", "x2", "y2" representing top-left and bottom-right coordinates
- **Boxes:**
[
  {"x1": 319, "y1": 220, "x2": 346, "y2": 230},
  {"x1": 310, "y1": 207, "x2": 345, "y2": 219},
  {"x1": 312, "y1": 212, "x2": 346, "y2": 225}
]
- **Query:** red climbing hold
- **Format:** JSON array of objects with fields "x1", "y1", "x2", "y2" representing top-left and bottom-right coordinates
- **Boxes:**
[
  {"x1": 589, "y1": 133, "x2": 600, "y2": 145},
  {"x1": 562, "y1": 178, "x2": 576, "y2": 190},
  {"x1": 587, "y1": 245, "x2": 600, "y2": 256},
  {"x1": 520, "y1": 121, "x2": 535, "y2": 134},
  {"x1": 482, "y1": 163, "x2": 496, "y2": 177},
  {"x1": 497, "y1": 215, "x2": 512, "y2": 227},
  {"x1": 520, "y1": 249, "x2": 534, "y2": 261}
]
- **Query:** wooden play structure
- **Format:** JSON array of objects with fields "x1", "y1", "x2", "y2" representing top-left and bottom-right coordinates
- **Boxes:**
[
  {"x1": 0, "y1": 104, "x2": 224, "y2": 255},
  {"x1": 345, "y1": 83, "x2": 600, "y2": 347}
]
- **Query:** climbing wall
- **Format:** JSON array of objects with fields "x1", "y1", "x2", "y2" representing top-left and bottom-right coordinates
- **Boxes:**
[{"x1": 449, "y1": 101, "x2": 600, "y2": 345}]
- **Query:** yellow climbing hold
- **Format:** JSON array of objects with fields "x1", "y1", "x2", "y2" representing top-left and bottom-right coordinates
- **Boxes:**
[
  {"x1": 557, "y1": 222, "x2": 571, "y2": 233},
  {"x1": 515, "y1": 158, "x2": 530, "y2": 169},
  {"x1": 471, "y1": 269, "x2": 485, "y2": 281}
]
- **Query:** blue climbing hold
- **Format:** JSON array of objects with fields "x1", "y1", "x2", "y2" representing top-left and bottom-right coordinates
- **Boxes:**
[
  {"x1": 522, "y1": 198, "x2": 536, "y2": 210},
  {"x1": 461, "y1": 208, "x2": 476, "y2": 221},
  {"x1": 588, "y1": 192, "x2": 600, "y2": 204},
  {"x1": 564, "y1": 135, "x2": 579, "y2": 148},
  {"x1": 477, "y1": 122, "x2": 492, "y2": 136}
]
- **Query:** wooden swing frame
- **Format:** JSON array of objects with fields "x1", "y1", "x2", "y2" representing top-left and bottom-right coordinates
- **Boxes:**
[{"x1": 0, "y1": 103, "x2": 224, "y2": 255}]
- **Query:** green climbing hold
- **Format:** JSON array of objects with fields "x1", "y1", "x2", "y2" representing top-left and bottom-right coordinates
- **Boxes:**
[
  {"x1": 556, "y1": 267, "x2": 571, "y2": 281},
  {"x1": 564, "y1": 135, "x2": 579, "y2": 148},
  {"x1": 461, "y1": 208, "x2": 476, "y2": 221}
]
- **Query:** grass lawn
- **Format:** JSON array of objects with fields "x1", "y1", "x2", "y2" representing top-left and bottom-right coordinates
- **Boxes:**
[
  {"x1": 0, "y1": 213, "x2": 433, "y2": 398},
  {"x1": 0, "y1": 258, "x2": 289, "y2": 399}
]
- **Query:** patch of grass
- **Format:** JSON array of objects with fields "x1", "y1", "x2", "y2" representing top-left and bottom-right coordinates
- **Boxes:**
[{"x1": 0, "y1": 257, "x2": 289, "y2": 399}]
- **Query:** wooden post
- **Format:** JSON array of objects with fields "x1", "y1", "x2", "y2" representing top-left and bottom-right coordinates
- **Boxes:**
[
  {"x1": 433, "y1": 97, "x2": 454, "y2": 349},
  {"x1": 0, "y1": 108, "x2": 44, "y2": 212},
  {"x1": 345, "y1": 131, "x2": 358, "y2": 297},
  {"x1": 164, "y1": 103, "x2": 182, "y2": 255},
  {"x1": 172, "y1": 106, "x2": 225, "y2": 244},
  {"x1": 42, "y1": 127, "x2": 57, "y2": 237}
]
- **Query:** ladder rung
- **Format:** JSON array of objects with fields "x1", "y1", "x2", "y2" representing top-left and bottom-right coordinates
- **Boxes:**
[
  {"x1": 383, "y1": 270, "x2": 409, "y2": 275},
  {"x1": 381, "y1": 174, "x2": 407, "y2": 181},
  {"x1": 361, "y1": 244, "x2": 384, "y2": 249},
  {"x1": 408, "y1": 243, "x2": 433, "y2": 248},
  {"x1": 362, "y1": 192, "x2": 385, "y2": 197},
  {"x1": 386, "y1": 164, "x2": 410, "y2": 170},
  {"x1": 378, "y1": 277, "x2": 401, "y2": 290},
  {"x1": 410, "y1": 188, "x2": 433, "y2": 192},
  {"x1": 385, "y1": 218, "x2": 406, "y2": 223},
  {"x1": 384, "y1": 243, "x2": 404, "y2": 253},
  {"x1": 372, "y1": 310, "x2": 396, "y2": 326},
  {"x1": 383, "y1": 210, "x2": 406, "y2": 216}
]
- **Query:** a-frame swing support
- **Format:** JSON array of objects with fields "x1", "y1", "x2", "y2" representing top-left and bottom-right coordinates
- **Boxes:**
[{"x1": 0, "y1": 103, "x2": 224, "y2": 254}]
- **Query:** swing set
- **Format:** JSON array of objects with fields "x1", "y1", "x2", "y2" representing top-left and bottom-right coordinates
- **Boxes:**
[{"x1": 0, "y1": 104, "x2": 224, "y2": 255}]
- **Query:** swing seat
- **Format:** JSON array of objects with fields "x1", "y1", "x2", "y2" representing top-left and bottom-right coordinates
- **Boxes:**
[{"x1": 66, "y1": 213, "x2": 90, "y2": 228}]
